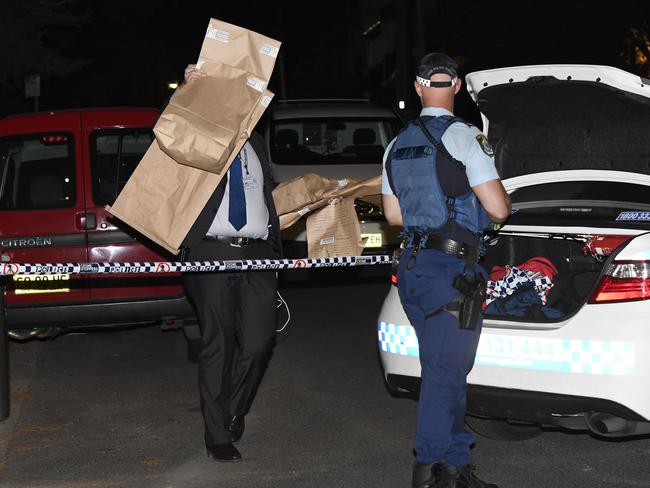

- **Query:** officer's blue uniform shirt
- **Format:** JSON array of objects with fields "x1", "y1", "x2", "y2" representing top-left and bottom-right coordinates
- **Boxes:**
[{"x1": 381, "y1": 107, "x2": 499, "y2": 195}]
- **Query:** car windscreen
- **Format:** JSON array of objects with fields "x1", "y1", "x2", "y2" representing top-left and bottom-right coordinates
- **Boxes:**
[
  {"x1": 271, "y1": 117, "x2": 400, "y2": 165},
  {"x1": 0, "y1": 133, "x2": 76, "y2": 210},
  {"x1": 508, "y1": 181, "x2": 650, "y2": 230},
  {"x1": 90, "y1": 128, "x2": 153, "y2": 206}
]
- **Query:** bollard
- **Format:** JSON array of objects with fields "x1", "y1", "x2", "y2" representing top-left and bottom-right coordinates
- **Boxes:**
[{"x1": 0, "y1": 278, "x2": 9, "y2": 420}]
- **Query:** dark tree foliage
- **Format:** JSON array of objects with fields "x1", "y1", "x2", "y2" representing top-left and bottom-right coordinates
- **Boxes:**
[
  {"x1": 422, "y1": 0, "x2": 634, "y2": 73},
  {"x1": 0, "y1": 0, "x2": 649, "y2": 116},
  {"x1": 0, "y1": 0, "x2": 90, "y2": 89},
  {"x1": 622, "y1": 14, "x2": 650, "y2": 77}
]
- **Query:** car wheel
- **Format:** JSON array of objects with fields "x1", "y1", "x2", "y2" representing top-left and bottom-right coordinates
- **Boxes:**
[{"x1": 465, "y1": 415, "x2": 543, "y2": 441}]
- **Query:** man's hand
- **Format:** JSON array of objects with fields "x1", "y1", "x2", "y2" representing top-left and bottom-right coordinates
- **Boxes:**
[{"x1": 183, "y1": 64, "x2": 207, "y2": 86}]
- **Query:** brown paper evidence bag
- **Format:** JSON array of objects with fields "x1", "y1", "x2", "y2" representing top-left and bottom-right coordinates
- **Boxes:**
[
  {"x1": 107, "y1": 19, "x2": 281, "y2": 254},
  {"x1": 271, "y1": 174, "x2": 383, "y2": 258},
  {"x1": 155, "y1": 18, "x2": 280, "y2": 174}
]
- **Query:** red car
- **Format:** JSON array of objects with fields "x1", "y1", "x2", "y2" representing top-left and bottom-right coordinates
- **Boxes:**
[{"x1": 0, "y1": 108, "x2": 196, "y2": 352}]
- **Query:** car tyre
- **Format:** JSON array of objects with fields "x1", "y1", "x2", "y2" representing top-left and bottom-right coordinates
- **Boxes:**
[{"x1": 465, "y1": 415, "x2": 543, "y2": 441}]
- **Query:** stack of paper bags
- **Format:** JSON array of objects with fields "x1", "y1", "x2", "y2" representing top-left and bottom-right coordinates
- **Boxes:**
[
  {"x1": 272, "y1": 174, "x2": 382, "y2": 258},
  {"x1": 154, "y1": 19, "x2": 279, "y2": 173},
  {"x1": 107, "y1": 19, "x2": 280, "y2": 254}
]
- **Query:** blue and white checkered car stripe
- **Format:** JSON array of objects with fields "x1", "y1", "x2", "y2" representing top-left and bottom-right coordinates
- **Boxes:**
[
  {"x1": 378, "y1": 322, "x2": 420, "y2": 358},
  {"x1": 377, "y1": 322, "x2": 636, "y2": 376}
]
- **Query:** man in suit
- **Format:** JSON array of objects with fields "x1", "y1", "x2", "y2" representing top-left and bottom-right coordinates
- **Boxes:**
[{"x1": 180, "y1": 64, "x2": 282, "y2": 462}]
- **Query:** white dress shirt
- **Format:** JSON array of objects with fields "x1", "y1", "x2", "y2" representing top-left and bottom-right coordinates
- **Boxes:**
[{"x1": 206, "y1": 141, "x2": 270, "y2": 239}]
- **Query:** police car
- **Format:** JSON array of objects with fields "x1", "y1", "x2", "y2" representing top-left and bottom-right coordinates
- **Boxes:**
[{"x1": 377, "y1": 65, "x2": 650, "y2": 440}]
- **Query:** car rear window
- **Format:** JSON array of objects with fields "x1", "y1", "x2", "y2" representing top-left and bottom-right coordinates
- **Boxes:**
[
  {"x1": 508, "y1": 181, "x2": 650, "y2": 229},
  {"x1": 0, "y1": 133, "x2": 76, "y2": 210},
  {"x1": 90, "y1": 129, "x2": 153, "y2": 206},
  {"x1": 271, "y1": 117, "x2": 399, "y2": 165}
]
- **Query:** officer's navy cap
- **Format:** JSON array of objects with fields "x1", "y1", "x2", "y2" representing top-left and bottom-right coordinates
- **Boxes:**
[{"x1": 416, "y1": 52, "x2": 459, "y2": 78}]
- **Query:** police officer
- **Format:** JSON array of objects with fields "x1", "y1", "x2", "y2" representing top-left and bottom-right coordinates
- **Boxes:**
[{"x1": 381, "y1": 53, "x2": 511, "y2": 488}]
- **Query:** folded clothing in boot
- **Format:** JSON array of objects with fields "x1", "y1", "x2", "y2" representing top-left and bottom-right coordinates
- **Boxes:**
[{"x1": 486, "y1": 256, "x2": 558, "y2": 309}]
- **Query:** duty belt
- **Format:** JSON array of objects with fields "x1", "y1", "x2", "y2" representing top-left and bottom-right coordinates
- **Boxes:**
[
  {"x1": 405, "y1": 233, "x2": 478, "y2": 264},
  {"x1": 203, "y1": 235, "x2": 262, "y2": 247}
]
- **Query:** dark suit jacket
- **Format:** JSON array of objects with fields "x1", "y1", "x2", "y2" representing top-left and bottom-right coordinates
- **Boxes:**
[{"x1": 181, "y1": 132, "x2": 282, "y2": 257}]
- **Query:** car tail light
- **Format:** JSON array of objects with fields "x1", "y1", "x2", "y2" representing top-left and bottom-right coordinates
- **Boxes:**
[
  {"x1": 389, "y1": 252, "x2": 399, "y2": 286},
  {"x1": 390, "y1": 268, "x2": 398, "y2": 286},
  {"x1": 589, "y1": 261, "x2": 650, "y2": 304}
]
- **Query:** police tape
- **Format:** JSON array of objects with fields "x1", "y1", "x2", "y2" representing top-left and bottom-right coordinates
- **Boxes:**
[{"x1": 0, "y1": 255, "x2": 393, "y2": 276}]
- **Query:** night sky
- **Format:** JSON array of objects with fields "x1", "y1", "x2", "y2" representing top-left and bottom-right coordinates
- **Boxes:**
[{"x1": 1, "y1": 0, "x2": 650, "y2": 122}]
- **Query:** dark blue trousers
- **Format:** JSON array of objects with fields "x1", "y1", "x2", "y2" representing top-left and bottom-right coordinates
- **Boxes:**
[{"x1": 397, "y1": 248, "x2": 483, "y2": 467}]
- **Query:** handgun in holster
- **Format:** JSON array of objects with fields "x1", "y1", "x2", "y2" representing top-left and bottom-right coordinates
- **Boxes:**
[
  {"x1": 452, "y1": 272, "x2": 486, "y2": 330},
  {"x1": 424, "y1": 272, "x2": 486, "y2": 330}
]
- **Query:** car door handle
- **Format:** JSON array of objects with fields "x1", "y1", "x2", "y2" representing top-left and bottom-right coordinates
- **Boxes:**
[{"x1": 75, "y1": 212, "x2": 97, "y2": 230}]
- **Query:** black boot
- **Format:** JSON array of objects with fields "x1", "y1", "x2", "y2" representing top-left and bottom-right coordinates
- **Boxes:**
[
  {"x1": 412, "y1": 461, "x2": 443, "y2": 488},
  {"x1": 439, "y1": 464, "x2": 498, "y2": 488}
]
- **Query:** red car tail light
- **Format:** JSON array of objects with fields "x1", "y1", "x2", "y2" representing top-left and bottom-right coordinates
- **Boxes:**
[
  {"x1": 390, "y1": 256, "x2": 399, "y2": 286},
  {"x1": 589, "y1": 261, "x2": 650, "y2": 304},
  {"x1": 390, "y1": 269, "x2": 398, "y2": 286}
]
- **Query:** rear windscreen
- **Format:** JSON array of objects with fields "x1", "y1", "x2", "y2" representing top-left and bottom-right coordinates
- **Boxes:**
[
  {"x1": 0, "y1": 133, "x2": 76, "y2": 210},
  {"x1": 90, "y1": 129, "x2": 153, "y2": 206},
  {"x1": 271, "y1": 117, "x2": 400, "y2": 165},
  {"x1": 508, "y1": 180, "x2": 650, "y2": 229}
]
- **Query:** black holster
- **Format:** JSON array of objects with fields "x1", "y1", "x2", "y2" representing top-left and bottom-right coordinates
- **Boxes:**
[
  {"x1": 424, "y1": 273, "x2": 485, "y2": 330},
  {"x1": 392, "y1": 246, "x2": 404, "y2": 276},
  {"x1": 452, "y1": 273, "x2": 486, "y2": 330}
]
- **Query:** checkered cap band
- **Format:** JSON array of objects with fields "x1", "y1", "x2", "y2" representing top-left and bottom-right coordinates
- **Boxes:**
[{"x1": 416, "y1": 75, "x2": 457, "y2": 88}]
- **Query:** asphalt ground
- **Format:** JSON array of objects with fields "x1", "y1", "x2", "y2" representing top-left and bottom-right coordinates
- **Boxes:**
[{"x1": 0, "y1": 269, "x2": 649, "y2": 487}]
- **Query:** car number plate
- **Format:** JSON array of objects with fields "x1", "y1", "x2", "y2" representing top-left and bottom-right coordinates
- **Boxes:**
[
  {"x1": 361, "y1": 233, "x2": 382, "y2": 248},
  {"x1": 13, "y1": 273, "x2": 70, "y2": 295}
]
